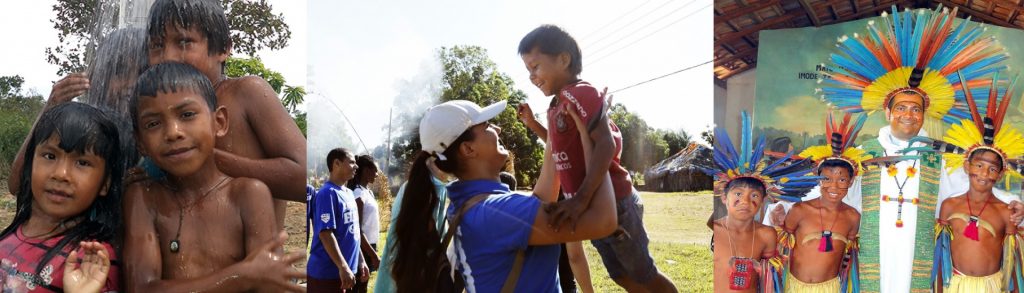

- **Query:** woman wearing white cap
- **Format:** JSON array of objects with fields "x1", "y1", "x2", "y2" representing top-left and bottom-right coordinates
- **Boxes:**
[{"x1": 389, "y1": 99, "x2": 617, "y2": 292}]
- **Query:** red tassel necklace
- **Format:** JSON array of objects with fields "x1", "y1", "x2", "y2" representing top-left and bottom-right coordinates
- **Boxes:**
[
  {"x1": 964, "y1": 197, "x2": 990, "y2": 241},
  {"x1": 817, "y1": 202, "x2": 840, "y2": 252}
]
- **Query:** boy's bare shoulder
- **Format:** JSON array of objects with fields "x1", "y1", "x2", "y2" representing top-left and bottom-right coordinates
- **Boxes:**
[
  {"x1": 225, "y1": 177, "x2": 272, "y2": 202},
  {"x1": 842, "y1": 203, "x2": 861, "y2": 218},
  {"x1": 221, "y1": 76, "x2": 278, "y2": 100},
  {"x1": 125, "y1": 179, "x2": 171, "y2": 202},
  {"x1": 754, "y1": 222, "x2": 777, "y2": 242}
]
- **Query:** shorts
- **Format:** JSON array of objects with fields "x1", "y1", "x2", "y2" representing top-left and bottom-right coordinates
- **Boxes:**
[
  {"x1": 946, "y1": 268, "x2": 1001, "y2": 293},
  {"x1": 591, "y1": 190, "x2": 658, "y2": 284},
  {"x1": 785, "y1": 274, "x2": 839, "y2": 293}
]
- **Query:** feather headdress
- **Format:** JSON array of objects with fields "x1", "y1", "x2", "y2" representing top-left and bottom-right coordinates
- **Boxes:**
[
  {"x1": 903, "y1": 71, "x2": 1024, "y2": 185},
  {"x1": 702, "y1": 112, "x2": 820, "y2": 203},
  {"x1": 799, "y1": 112, "x2": 873, "y2": 176},
  {"x1": 820, "y1": 5, "x2": 1008, "y2": 124}
]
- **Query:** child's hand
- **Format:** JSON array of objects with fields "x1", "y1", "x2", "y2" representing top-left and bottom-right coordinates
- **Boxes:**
[
  {"x1": 243, "y1": 231, "x2": 306, "y2": 292},
  {"x1": 358, "y1": 262, "x2": 370, "y2": 282},
  {"x1": 517, "y1": 103, "x2": 537, "y2": 125},
  {"x1": 339, "y1": 266, "x2": 356, "y2": 290},
  {"x1": 49, "y1": 73, "x2": 89, "y2": 107},
  {"x1": 548, "y1": 195, "x2": 591, "y2": 232},
  {"x1": 124, "y1": 167, "x2": 150, "y2": 185},
  {"x1": 769, "y1": 205, "x2": 786, "y2": 227},
  {"x1": 1009, "y1": 201, "x2": 1024, "y2": 224},
  {"x1": 63, "y1": 241, "x2": 110, "y2": 293}
]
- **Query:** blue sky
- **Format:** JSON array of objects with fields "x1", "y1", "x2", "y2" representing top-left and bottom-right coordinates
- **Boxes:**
[{"x1": 307, "y1": 0, "x2": 713, "y2": 153}]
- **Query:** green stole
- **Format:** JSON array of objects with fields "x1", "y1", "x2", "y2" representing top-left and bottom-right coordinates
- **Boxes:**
[{"x1": 859, "y1": 139, "x2": 941, "y2": 292}]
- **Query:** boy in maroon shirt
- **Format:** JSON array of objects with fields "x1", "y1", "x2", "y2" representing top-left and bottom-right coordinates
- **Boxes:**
[{"x1": 517, "y1": 24, "x2": 678, "y2": 292}]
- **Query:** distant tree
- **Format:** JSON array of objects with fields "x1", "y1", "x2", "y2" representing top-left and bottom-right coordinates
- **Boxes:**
[
  {"x1": 609, "y1": 104, "x2": 668, "y2": 172},
  {"x1": 47, "y1": 0, "x2": 291, "y2": 76},
  {"x1": 224, "y1": 56, "x2": 304, "y2": 135},
  {"x1": 0, "y1": 75, "x2": 46, "y2": 181},
  {"x1": 662, "y1": 129, "x2": 691, "y2": 156},
  {"x1": 388, "y1": 46, "x2": 542, "y2": 187}
]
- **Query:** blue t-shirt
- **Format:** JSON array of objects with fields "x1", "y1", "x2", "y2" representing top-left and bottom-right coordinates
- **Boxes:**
[
  {"x1": 447, "y1": 179, "x2": 561, "y2": 293},
  {"x1": 307, "y1": 181, "x2": 361, "y2": 280}
]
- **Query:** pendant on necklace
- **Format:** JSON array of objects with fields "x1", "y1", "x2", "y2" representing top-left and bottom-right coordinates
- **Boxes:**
[
  {"x1": 728, "y1": 257, "x2": 754, "y2": 290},
  {"x1": 964, "y1": 216, "x2": 981, "y2": 241},
  {"x1": 818, "y1": 230, "x2": 834, "y2": 252},
  {"x1": 170, "y1": 239, "x2": 180, "y2": 253}
]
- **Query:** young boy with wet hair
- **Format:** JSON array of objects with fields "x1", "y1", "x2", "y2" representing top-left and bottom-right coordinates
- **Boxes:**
[
  {"x1": 712, "y1": 177, "x2": 780, "y2": 293},
  {"x1": 517, "y1": 24, "x2": 678, "y2": 292},
  {"x1": 123, "y1": 62, "x2": 304, "y2": 291},
  {"x1": 146, "y1": 0, "x2": 306, "y2": 230}
]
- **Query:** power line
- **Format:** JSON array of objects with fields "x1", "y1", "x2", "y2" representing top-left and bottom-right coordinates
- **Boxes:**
[
  {"x1": 610, "y1": 60, "x2": 712, "y2": 94},
  {"x1": 588, "y1": 3, "x2": 711, "y2": 67},
  {"x1": 312, "y1": 92, "x2": 371, "y2": 153},
  {"x1": 587, "y1": 0, "x2": 700, "y2": 58},
  {"x1": 578, "y1": 0, "x2": 654, "y2": 42},
  {"x1": 582, "y1": 0, "x2": 677, "y2": 49}
]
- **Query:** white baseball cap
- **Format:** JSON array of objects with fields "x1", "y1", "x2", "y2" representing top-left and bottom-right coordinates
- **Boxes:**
[{"x1": 419, "y1": 100, "x2": 507, "y2": 159}]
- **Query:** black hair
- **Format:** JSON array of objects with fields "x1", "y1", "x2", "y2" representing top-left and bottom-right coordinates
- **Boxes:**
[
  {"x1": 0, "y1": 102, "x2": 134, "y2": 275},
  {"x1": 816, "y1": 159, "x2": 855, "y2": 177},
  {"x1": 518, "y1": 25, "x2": 583, "y2": 76},
  {"x1": 84, "y1": 27, "x2": 149, "y2": 115},
  {"x1": 968, "y1": 148, "x2": 1004, "y2": 171},
  {"x1": 147, "y1": 0, "x2": 231, "y2": 56},
  {"x1": 326, "y1": 148, "x2": 351, "y2": 173},
  {"x1": 724, "y1": 177, "x2": 767, "y2": 197},
  {"x1": 391, "y1": 127, "x2": 477, "y2": 291},
  {"x1": 499, "y1": 171, "x2": 517, "y2": 190},
  {"x1": 132, "y1": 62, "x2": 218, "y2": 130},
  {"x1": 347, "y1": 155, "x2": 377, "y2": 190},
  {"x1": 887, "y1": 90, "x2": 925, "y2": 109}
]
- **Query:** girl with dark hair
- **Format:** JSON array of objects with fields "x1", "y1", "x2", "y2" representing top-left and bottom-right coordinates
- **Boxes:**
[
  {"x1": 0, "y1": 102, "x2": 135, "y2": 292},
  {"x1": 390, "y1": 100, "x2": 617, "y2": 292},
  {"x1": 347, "y1": 154, "x2": 382, "y2": 292}
]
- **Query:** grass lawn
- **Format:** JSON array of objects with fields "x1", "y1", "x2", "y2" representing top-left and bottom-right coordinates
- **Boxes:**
[{"x1": 369, "y1": 191, "x2": 714, "y2": 292}]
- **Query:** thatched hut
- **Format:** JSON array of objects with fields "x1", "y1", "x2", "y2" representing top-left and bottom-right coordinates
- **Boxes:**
[{"x1": 642, "y1": 143, "x2": 714, "y2": 192}]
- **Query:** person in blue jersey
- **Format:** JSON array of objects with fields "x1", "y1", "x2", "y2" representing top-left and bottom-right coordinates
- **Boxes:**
[
  {"x1": 307, "y1": 148, "x2": 368, "y2": 292},
  {"x1": 389, "y1": 99, "x2": 618, "y2": 292}
]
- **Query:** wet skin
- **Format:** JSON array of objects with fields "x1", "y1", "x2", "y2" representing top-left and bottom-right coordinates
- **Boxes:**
[
  {"x1": 149, "y1": 24, "x2": 306, "y2": 231},
  {"x1": 123, "y1": 89, "x2": 282, "y2": 291}
]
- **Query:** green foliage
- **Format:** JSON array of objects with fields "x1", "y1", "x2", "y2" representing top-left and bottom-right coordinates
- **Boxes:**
[
  {"x1": 225, "y1": 57, "x2": 286, "y2": 92},
  {"x1": 46, "y1": 0, "x2": 292, "y2": 75},
  {"x1": 0, "y1": 76, "x2": 46, "y2": 181},
  {"x1": 661, "y1": 129, "x2": 692, "y2": 156},
  {"x1": 610, "y1": 104, "x2": 669, "y2": 172},
  {"x1": 224, "y1": 56, "x2": 305, "y2": 135},
  {"x1": 389, "y1": 46, "x2": 542, "y2": 187},
  {"x1": 221, "y1": 0, "x2": 291, "y2": 57},
  {"x1": 701, "y1": 127, "x2": 714, "y2": 146}
]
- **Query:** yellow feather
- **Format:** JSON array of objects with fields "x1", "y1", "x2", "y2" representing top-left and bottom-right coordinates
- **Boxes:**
[{"x1": 862, "y1": 67, "x2": 955, "y2": 120}]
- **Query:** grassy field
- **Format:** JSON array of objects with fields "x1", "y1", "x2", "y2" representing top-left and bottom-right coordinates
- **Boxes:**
[
  {"x1": 368, "y1": 191, "x2": 714, "y2": 292},
  {"x1": 0, "y1": 188, "x2": 715, "y2": 292}
]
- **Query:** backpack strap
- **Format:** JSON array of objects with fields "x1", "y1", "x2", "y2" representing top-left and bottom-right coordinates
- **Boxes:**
[
  {"x1": 501, "y1": 248, "x2": 526, "y2": 293},
  {"x1": 440, "y1": 194, "x2": 528, "y2": 293}
]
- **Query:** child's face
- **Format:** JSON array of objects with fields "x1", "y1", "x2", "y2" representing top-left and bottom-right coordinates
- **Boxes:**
[
  {"x1": 148, "y1": 23, "x2": 228, "y2": 83},
  {"x1": 721, "y1": 185, "x2": 764, "y2": 220},
  {"x1": 964, "y1": 150, "x2": 1003, "y2": 190},
  {"x1": 30, "y1": 135, "x2": 109, "y2": 221},
  {"x1": 135, "y1": 90, "x2": 227, "y2": 178},
  {"x1": 818, "y1": 166, "x2": 852, "y2": 203},
  {"x1": 520, "y1": 47, "x2": 571, "y2": 97},
  {"x1": 334, "y1": 154, "x2": 357, "y2": 182}
]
